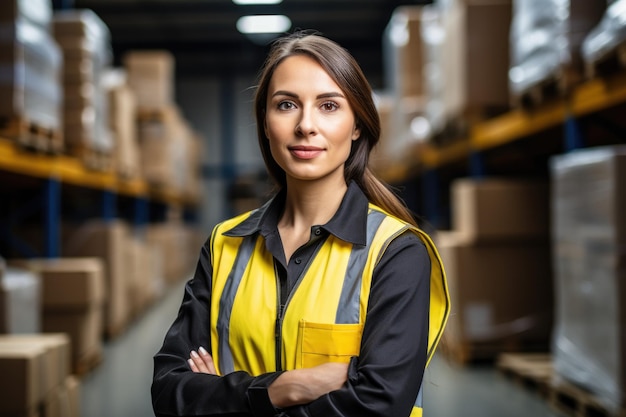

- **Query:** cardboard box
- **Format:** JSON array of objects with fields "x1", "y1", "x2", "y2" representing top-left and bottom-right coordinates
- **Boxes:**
[
  {"x1": 43, "y1": 306, "x2": 102, "y2": 368},
  {"x1": 436, "y1": 232, "x2": 553, "y2": 356},
  {"x1": 124, "y1": 50, "x2": 175, "y2": 111},
  {"x1": 10, "y1": 258, "x2": 105, "y2": 310},
  {"x1": 63, "y1": 220, "x2": 130, "y2": 337},
  {"x1": 0, "y1": 267, "x2": 40, "y2": 334},
  {"x1": 451, "y1": 177, "x2": 550, "y2": 243},
  {"x1": 42, "y1": 375, "x2": 80, "y2": 417},
  {"x1": 383, "y1": 6, "x2": 426, "y2": 98},
  {"x1": 0, "y1": 333, "x2": 70, "y2": 414},
  {"x1": 108, "y1": 82, "x2": 140, "y2": 179}
]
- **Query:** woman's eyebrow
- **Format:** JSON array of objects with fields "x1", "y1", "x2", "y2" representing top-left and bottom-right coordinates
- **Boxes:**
[{"x1": 271, "y1": 90, "x2": 345, "y2": 99}]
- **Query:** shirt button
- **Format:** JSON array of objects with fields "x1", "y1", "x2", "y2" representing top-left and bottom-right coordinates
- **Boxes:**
[
  {"x1": 295, "y1": 258, "x2": 302, "y2": 265},
  {"x1": 314, "y1": 228, "x2": 321, "y2": 236}
]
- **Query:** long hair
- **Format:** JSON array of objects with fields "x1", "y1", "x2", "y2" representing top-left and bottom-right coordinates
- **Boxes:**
[{"x1": 254, "y1": 31, "x2": 418, "y2": 227}]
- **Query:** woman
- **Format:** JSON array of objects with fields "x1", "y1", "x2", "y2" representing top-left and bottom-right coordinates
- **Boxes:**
[{"x1": 152, "y1": 32, "x2": 449, "y2": 417}]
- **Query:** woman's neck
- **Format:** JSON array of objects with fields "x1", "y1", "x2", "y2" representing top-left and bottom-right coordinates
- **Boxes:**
[
  {"x1": 277, "y1": 176, "x2": 348, "y2": 261},
  {"x1": 280, "y1": 177, "x2": 348, "y2": 230}
]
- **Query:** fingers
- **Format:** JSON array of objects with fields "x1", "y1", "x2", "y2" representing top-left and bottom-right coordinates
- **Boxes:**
[{"x1": 188, "y1": 347, "x2": 217, "y2": 374}]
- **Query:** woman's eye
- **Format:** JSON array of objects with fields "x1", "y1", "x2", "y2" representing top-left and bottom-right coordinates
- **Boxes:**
[
  {"x1": 277, "y1": 101, "x2": 295, "y2": 110},
  {"x1": 321, "y1": 101, "x2": 338, "y2": 112}
]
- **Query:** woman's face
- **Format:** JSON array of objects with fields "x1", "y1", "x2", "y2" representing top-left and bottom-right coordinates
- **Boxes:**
[{"x1": 264, "y1": 55, "x2": 360, "y2": 184}]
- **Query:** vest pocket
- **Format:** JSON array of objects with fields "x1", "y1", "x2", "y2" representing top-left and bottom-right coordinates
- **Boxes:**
[{"x1": 296, "y1": 320, "x2": 363, "y2": 369}]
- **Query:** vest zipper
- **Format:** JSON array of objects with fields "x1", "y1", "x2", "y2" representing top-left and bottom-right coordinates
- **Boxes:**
[{"x1": 275, "y1": 263, "x2": 285, "y2": 372}]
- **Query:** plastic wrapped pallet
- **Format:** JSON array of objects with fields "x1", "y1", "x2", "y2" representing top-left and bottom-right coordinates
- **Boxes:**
[
  {"x1": 0, "y1": 0, "x2": 53, "y2": 28},
  {"x1": 53, "y1": 9, "x2": 113, "y2": 157},
  {"x1": 550, "y1": 146, "x2": 626, "y2": 414},
  {"x1": 582, "y1": 0, "x2": 626, "y2": 71},
  {"x1": 0, "y1": 18, "x2": 63, "y2": 133},
  {"x1": 509, "y1": 0, "x2": 605, "y2": 97},
  {"x1": 0, "y1": 266, "x2": 41, "y2": 334}
]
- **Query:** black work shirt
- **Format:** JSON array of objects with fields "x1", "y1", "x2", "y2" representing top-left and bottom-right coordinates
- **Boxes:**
[{"x1": 152, "y1": 182, "x2": 431, "y2": 417}]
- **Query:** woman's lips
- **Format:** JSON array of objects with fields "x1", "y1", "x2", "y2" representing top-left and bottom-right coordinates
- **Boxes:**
[{"x1": 289, "y1": 146, "x2": 324, "y2": 159}]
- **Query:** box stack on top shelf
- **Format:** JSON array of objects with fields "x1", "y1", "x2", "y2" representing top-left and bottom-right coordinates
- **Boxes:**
[
  {"x1": 374, "y1": 6, "x2": 428, "y2": 176},
  {"x1": 435, "y1": 178, "x2": 553, "y2": 364},
  {"x1": 582, "y1": 0, "x2": 626, "y2": 78},
  {"x1": 509, "y1": 0, "x2": 606, "y2": 106},
  {"x1": 0, "y1": 0, "x2": 63, "y2": 152},
  {"x1": 124, "y1": 50, "x2": 202, "y2": 200},
  {"x1": 550, "y1": 146, "x2": 626, "y2": 416},
  {"x1": 103, "y1": 69, "x2": 141, "y2": 180},
  {"x1": 430, "y1": 0, "x2": 513, "y2": 139},
  {"x1": 52, "y1": 9, "x2": 114, "y2": 172}
]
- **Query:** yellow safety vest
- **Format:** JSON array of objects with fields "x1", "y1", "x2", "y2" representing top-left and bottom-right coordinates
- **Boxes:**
[{"x1": 209, "y1": 204, "x2": 450, "y2": 416}]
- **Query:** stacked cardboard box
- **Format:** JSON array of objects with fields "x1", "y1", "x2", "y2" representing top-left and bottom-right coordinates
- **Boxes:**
[
  {"x1": 136, "y1": 105, "x2": 193, "y2": 190},
  {"x1": 417, "y1": 0, "x2": 512, "y2": 141},
  {"x1": 123, "y1": 50, "x2": 175, "y2": 112},
  {"x1": 52, "y1": 9, "x2": 113, "y2": 167},
  {"x1": 146, "y1": 219, "x2": 199, "y2": 285},
  {"x1": 103, "y1": 69, "x2": 141, "y2": 180},
  {"x1": 9, "y1": 258, "x2": 105, "y2": 374},
  {"x1": 0, "y1": 333, "x2": 79, "y2": 417},
  {"x1": 63, "y1": 220, "x2": 130, "y2": 339},
  {"x1": 125, "y1": 235, "x2": 165, "y2": 319},
  {"x1": 550, "y1": 146, "x2": 626, "y2": 415},
  {"x1": 436, "y1": 177, "x2": 553, "y2": 363},
  {"x1": 0, "y1": 0, "x2": 63, "y2": 147},
  {"x1": 0, "y1": 266, "x2": 40, "y2": 334}
]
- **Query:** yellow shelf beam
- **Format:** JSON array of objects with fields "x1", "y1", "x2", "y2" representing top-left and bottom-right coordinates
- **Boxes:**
[
  {"x1": 420, "y1": 71, "x2": 626, "y2": 169},
  {"x1": 0, "y1": 138, "x2": 195, "y2": 205}
]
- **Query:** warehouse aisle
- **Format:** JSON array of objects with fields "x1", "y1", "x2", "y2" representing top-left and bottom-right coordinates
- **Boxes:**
[{"x1": 80, "y1": 278, "x2": 565, "y2": 417}]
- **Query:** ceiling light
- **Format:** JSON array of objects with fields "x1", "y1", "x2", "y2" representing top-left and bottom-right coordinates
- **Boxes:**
[
  {"x1": 233, "y1": 0, "x2": 283, "y2": 4},
  {"x1": 236, "y1": 15, "x2": 291, "y2": 34}
]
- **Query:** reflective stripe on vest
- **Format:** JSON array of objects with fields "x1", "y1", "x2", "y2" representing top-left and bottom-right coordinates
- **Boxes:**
[{"x1": 209, "y1": 204, "x2": 450, "y2": 416}]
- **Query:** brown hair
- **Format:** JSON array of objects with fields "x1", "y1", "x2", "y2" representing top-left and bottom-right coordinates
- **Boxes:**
[{"x1": 254, "y1": 31, "x2": 417, "y2": 227}]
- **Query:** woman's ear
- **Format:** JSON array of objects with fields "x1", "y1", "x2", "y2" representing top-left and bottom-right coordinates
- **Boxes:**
[{"x1": 352, "y1": 124, "x2": 361, "y2": 141}]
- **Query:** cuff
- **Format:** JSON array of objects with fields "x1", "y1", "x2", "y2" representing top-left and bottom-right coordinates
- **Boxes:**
[{"x1": 247, "y1": 371, "x2": 285, "y2": 417}]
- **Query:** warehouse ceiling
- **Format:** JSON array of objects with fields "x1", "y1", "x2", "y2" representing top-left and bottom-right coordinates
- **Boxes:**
[{"x1": 64, "y1": 0, "x2": 433, "y2": 86}]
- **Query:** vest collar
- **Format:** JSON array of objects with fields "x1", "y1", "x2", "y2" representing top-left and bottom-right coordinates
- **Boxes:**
[{"x1": 223, "y1": 181, "x2": 368, "y2": 246}]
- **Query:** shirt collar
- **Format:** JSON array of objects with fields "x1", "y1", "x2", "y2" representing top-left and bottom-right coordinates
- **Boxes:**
[{"x1": 223, "y1": 181, "x2": 368, "y2": 246}]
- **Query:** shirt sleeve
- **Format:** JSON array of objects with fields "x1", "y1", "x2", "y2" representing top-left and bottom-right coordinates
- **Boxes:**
[
  {"x1": 278, "y1": 231, "x2": 432, "y2": 417},
  {"x1": 151, "y1": 241, "x2": 284, "y2": 417}
]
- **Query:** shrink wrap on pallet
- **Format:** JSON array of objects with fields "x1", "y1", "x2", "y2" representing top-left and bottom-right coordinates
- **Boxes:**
[
  {"x1": 582, "y1": 0, "x2": 626, "y2": 67},
  {"x1": 0, "y1": 18, "x2": 62, "y2": 130},
  {"x1": 0, "y1": 0, "x2": 52, "y2": 28},
  {"x1": 509, "y1": 0, "x2": 605, "y2": 96},
  {"x1": 550, "y1": 146, "x2": 626, "y2": 414}
]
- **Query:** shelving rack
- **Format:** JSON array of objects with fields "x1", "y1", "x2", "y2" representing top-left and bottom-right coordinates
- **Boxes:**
[
  {"x1": 0, "y1": 138, "x2": 199, "y2": 258},
  {"x1": 386, "y1": 70, "x2": 626, "y2": 228}
]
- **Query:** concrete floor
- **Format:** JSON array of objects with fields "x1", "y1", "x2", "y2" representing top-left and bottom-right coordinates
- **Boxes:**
[{"x1": 80, "y1": 279, "x2": 566, "y2": 417}]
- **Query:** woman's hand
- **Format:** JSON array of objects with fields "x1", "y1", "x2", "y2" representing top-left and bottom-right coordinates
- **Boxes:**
[
  {"x1": 188, "y1": 346, "x2": 217, "y2": 374},
  {"x1": 268, "y1": 362, "x2": 349, "y2": 408}
]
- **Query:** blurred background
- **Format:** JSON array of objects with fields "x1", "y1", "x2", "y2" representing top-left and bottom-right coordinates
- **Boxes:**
[{"x1": 1, "y1": 0, "x2": 625, "y2": 416}]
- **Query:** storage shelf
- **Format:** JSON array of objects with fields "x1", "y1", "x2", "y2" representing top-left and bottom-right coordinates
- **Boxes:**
[
  {"x1": 417, "y1": 71, "x2": 626, "y2": 170},
  {"x1": 0, "y1": 138, "x2": 197, "y2": 206}
]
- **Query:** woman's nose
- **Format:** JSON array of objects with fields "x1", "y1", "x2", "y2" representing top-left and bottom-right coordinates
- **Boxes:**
[{"x1": 295, "y1": 108, "x2": 317, "y2": 136}]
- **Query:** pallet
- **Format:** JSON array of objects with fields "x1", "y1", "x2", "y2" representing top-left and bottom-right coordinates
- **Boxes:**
[
  {"x1": 496, "y1": 352, "x2": 626, "y2": 417},
  {"x1": 0, "y1": 116, "x2": 63, "y2": 154},
  {"x1": 511, "y1": 64, "x2": 582, "y2": 108},
  {"x1": 496, "y1": 352, "x2": 553, "y2": 397},
  {"x1": 66, "y1": 143, "x2": 114, "y2": 173},
  {"x1": 445, "y1": 336, "x2": 549, "y2": 365},
  {"x1": 74, "y1": 348, "x2": 103, "y2": 377},
  {"x1": 549, "y1": 378, "x2": 626, "y2": 417},
  {"x1": 585, "y1": 40, "x2": 626, "y2": 79}
]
